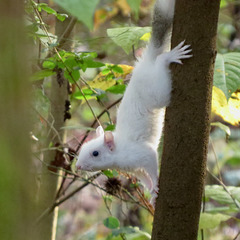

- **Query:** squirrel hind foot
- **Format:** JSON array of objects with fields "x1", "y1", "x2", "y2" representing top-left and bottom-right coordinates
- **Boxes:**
[
  {"x1": 158, "y1": 41, "x2": 192, "y2": 65},
  {"x1": 150, "y1": 189, "x2": 159, "y2": 207},
  {"x1": 134, "y1": 169, "x2": 153, "y2": 192}
]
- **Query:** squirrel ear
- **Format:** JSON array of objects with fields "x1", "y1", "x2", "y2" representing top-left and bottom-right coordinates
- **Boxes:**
[
  {"x1": 96, "y1": 126, "x2": 104, "y2": 137},
  {"x1": 104, "y1": 131, "x2": 115, "y2": 151}
]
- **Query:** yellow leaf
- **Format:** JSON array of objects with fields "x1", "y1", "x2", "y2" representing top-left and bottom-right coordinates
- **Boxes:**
[
  {"x1": 87, "y1": 64, "x2": 133, "y2": 91},
  {"x1": 114, "y1": 64, "x2": 133, "y2": 78},
  {"x1": 140, "y1": 32, "x2": 151, "y2": 41},
  {"x1": 211, "y1": 86, "x2": 240, "y2": 126},
  {"x1": 87, "y1": 78, "x2": 116, "y2": 91}
]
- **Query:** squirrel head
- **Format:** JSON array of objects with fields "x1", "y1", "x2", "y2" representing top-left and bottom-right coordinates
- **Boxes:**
[{"x1": 76, "y1": 126, "x2": 116, "y2": 171}]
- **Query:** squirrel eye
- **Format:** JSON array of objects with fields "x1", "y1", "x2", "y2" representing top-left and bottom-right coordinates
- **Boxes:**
[{"x1": 92, "y1": 151, "x2": 99, "y2": 157}]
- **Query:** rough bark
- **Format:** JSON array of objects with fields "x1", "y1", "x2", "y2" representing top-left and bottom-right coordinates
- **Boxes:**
[
  {"x1": 152, "y1": 1, "x2": 220, "y2": 240},
  {"x1": 35, "y1": 11, "x2": 73, "y2": 240},
  {"x1": 0, "y1": 1, "x2": 35, "y2": 240}
]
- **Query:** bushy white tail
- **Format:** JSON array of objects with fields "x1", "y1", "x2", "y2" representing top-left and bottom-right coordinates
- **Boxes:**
[
  {"x1": 146, "y1": 0, "x2": 176, "y2": 60},
  {"x1": 156, "y1": 0, "x2": 175, "y2": 18}
]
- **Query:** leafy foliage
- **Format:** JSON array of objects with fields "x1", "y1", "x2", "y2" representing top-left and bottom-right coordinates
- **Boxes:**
[
  {"x1": 103, "y1": 169, "x2": 119, "y2": 178},
  {"x1": 34, "y1": 51, "x2": 105, "y2": 85},
  {"x1": 107, "y1": 27, "x2": 151, "y2": 54},
  {"x1": 211, "y1": 122, "x2": 231, "y2": 137},
  {"x1": 25, "y1": 0, "x2": 240, "y2": 239},
  {"x1": 52, "y1": 0, "x2": 99, "y2": 29},
  {"x1": 199, "y1": 213, "x2": 232, "y2": 230},
  {"x1": 205, "y1": 185, "x2": 240, "y2": 207},
  {"x1": 107, "y1": 226, "x2": 151, "y2": 240},
  {"x1": 72, "y1": 64, "x2": 132, "y2": 101},
  {"x1": 31, "y1": 69, "x2": 56, "y2": 81},
  {"x1": 36, "y1": 2, "x2": 67, "y2": 21},
  {"x1": 214, "y1": 53, "x2": 240, "y2": 100},
  {"x1": 103, "y1": 216, "x2": 120, "y2": 229},
  {"x1": 212, "y1": 86, "x2": 240, "y2": 126}
]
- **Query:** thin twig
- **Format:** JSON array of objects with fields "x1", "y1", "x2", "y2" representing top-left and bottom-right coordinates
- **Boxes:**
[
  {"x1": 80, "y1": 76, "x2": 113, "y2": 124},
  {"x1": 35, "y1": 173, "x2": 101, "y2": 224},
  {"x1": 89, "y1": 181, "x2": 150, "y2": 212},
  {"x1": 136, "y1": 188, "x2": 154, "y2": 215},
  {"x1": 76, "y1": 97, "x2": 122, "y2": 152},
  {"x1": 32, "y1": 3, "x2": 101, "y2": 128},
  {"x1": 207, "y1": 169, "x2": 240, "y2": 209},
  {"x1": 233, "y1": 230, "x2": 240, "y2": 240},
  {"x1": 33, "y1": 146, "x2": 62, "y2": 153},
  {"x1": 75, "y1": 81, "x2": 102, "y2": 126},
  {"x1": 55, "y1": 172, "x2": 67, "y2": 200},
  {"x1": 33, "y1": 152, "x2": 80, "y2": 178},
  {"x1": 60, "y1": 175, "x2": 77, "y2": 197},
  {"x1": 32, "y1": 107, "x2": 62, "y2": 144},
  {"x1": 32, "y1": 2, "x2": 123, "y2": 154},
  {"x1": 53, "y1": 173, "x2": 101, "y2": 208},
  {"x1": 36, "y1": 169, "x2": 152, "y2": 224},
  {"x1": 58, "y1": 17, "x2": 77, "y2": 49},
  {"x1": 132, "y1": 45, "x2": 137, "y2": 61},
  {"x1": 201, "y1": 190, "x2": 206, "y2": 240},
  {"x1": 209, "y1": 137, "x2": 223, "y2": 182}
]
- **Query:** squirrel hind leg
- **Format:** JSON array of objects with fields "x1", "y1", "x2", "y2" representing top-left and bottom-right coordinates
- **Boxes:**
[
  {"x1": 150, "y1": 186, "x2": 159, "y2": 207},
  {"x1": 158, "y1": 41, "x2": 192, "y2": 65},
  {"x1": 134, "y1": 169, "x2": 153, "y2": 192}
]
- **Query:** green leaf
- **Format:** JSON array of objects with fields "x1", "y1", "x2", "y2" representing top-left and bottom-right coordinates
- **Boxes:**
[
  {"x1": 127, "y1": 0, "x2": 142, "y2": 19},
  {"x1": 103, "y1": 170, "x2": 114, "y2": 178},
  {"x1": 52, "y1": 0, "x2": 99, "y2": 29},
  {"x1": 31, "y1": 69, "x2": 56, "y2": 81},
  {"x1": 43, "y1": 60, "x2": 56, "y2": 70},
  {"x1": 106, "y1": 85, "x2": 126, "y2": 94},
  {"x1": 26, "y1": 23, "x2": 39, "y2": 33},
  {"x1": 211, "y1": 122, "x2": 231, "y2": 136},
  {"x1": 220, "y1": 0, "x2": 227, "y2": 8},
  {"x1": 214, "y1": 53, "x2": 240, "y2": 100},
  {"x1": 64, "y1": 57, "x2": 78, "y2": 68},
  {"x1": 199, "y1": 213, "x2": 231, "y2": 229},
  {"x1": 104, "y1": 124, "x2": 116, "y2": 131},
  {"x1": 83, "y1": 59, "x2": 105, "y2": 68},
  {"x1": 72, "y1": 68, "x2": 81, "y2": 78},
  {"x1": 39, "y1": 3, "x2": 57, "y2": 15},
  {"x1": 220, "y1": 0, "x2": 235, "y2": 8},
  {"x1": 73, "y1": 89, "x2": 95, "y2": 100},
  {"x1": 205, "y1": 185, "x2": 240, "y2": 205},
  {"x1": 112, "y1": 227, "x2": 151, "y2": 239},
  {"x1": 103, "y1": 169, "x2": 118, "y2": 178},
  {"x1": 103, "y1": 217, "x2": 120, "y2": 229},
  {"x1": 111, "y1": 65, "x2": 124, "y2": 74},
  {"x1": 80, "y1": 52, "x2": 98, "y2": 58},
  {"x1": 64, "y1": 69, "x2": 80, "y2": 83},
  {"x1": 56, "y1": 13, "x2": 68, "y2": 22},
  {"x1": 225, "y1": 156, "x2": 240, "y2": 166},
  {"x1": 107, "y1": 27, "x2": 151, "y2": 54},
  {"x1": 102, "y1": 68, "x2": 111, "y2": 75}
]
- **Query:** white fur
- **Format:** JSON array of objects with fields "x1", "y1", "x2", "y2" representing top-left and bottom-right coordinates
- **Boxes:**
[
  {"x1": 157, "y1": 0, "x2": 175, "y2": 18},
  {"x1": 76, "y1": 0, "x2": 192, "y2": 205}
]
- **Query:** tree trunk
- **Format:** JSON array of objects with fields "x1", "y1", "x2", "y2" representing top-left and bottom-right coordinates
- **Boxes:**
[
  {"x1": 35, "y1": 12, "x2": 74, "y2": 240},
  {"x1": 152, "y1": 1, "x2": 220, "y2": 240},
  {"x1": 0, "y1": 1, "x2": 35, "y2": 240}
]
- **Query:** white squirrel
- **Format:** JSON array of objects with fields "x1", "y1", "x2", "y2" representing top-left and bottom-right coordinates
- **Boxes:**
[{"x1": 76, "y1": 0, "x2": 192, "y2": 204}]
